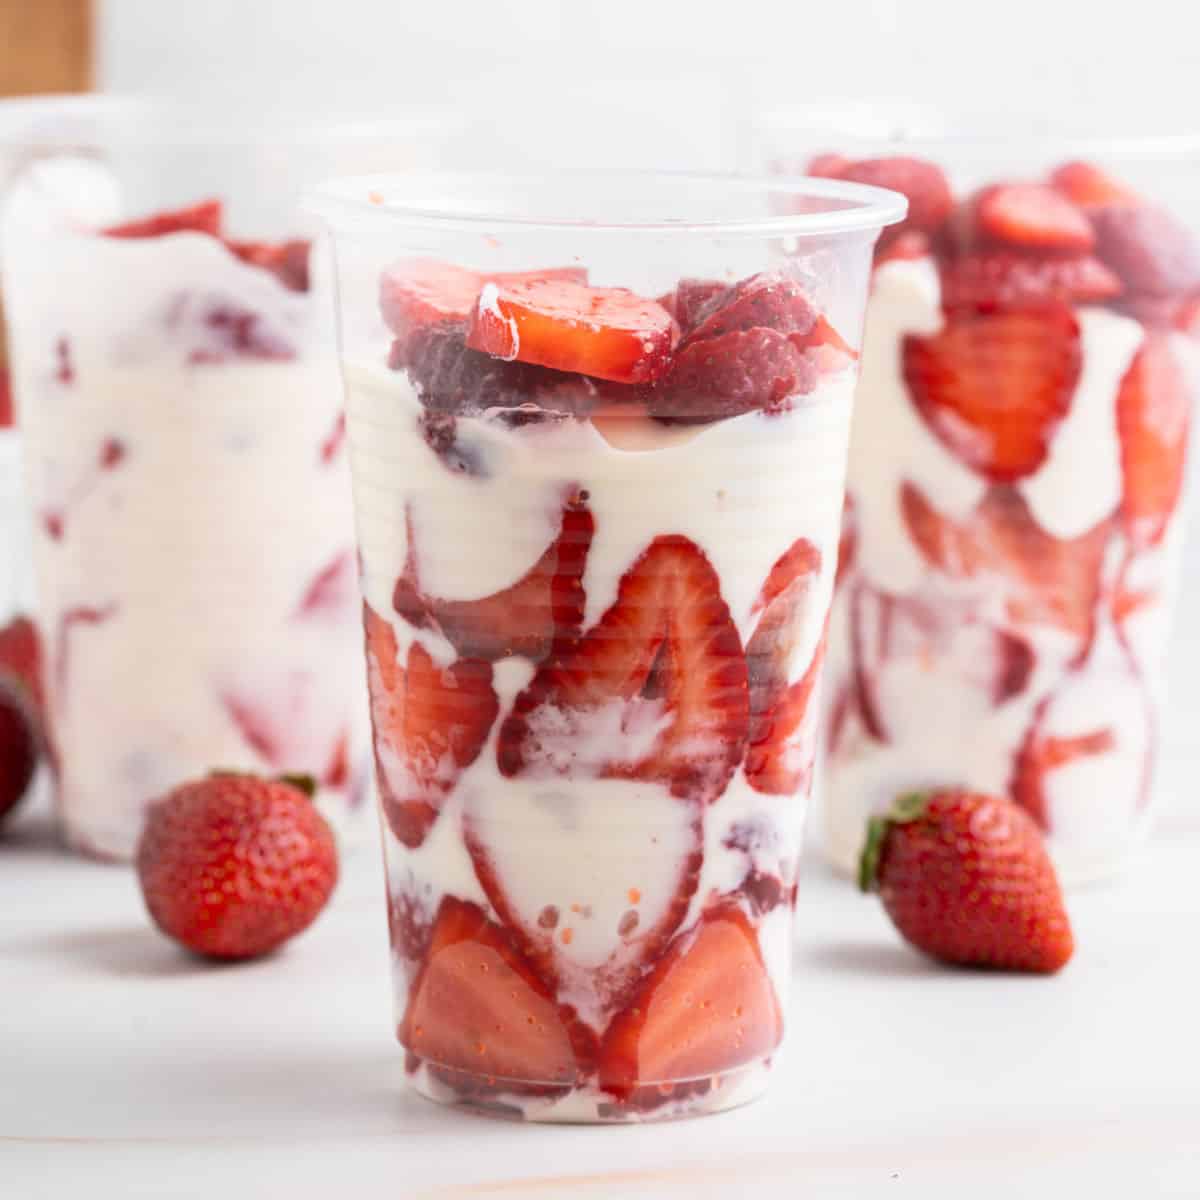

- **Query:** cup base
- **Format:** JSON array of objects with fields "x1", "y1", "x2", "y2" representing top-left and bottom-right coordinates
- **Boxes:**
[{"x1": 405, "y1": 1055, "x2": 773, "y2": 1124}]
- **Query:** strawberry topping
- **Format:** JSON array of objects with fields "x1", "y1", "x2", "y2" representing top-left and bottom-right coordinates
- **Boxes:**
[
  {"x1": 973, "y1": 183, "x2": 1095, "y2": 253},
  {"x1": 225, "y1": 239, "x2": 311, "y2": 292},
  {"x1": 903, "y1": 304, "x2": 1080, "y2": 482},
  {"x1": 1049, "y1": 161, "x2": 1139, "y2": 208},
  {"x1": 497, "y1": 535, "x2": 748, "y2": 806},
  {"x1": 466, "y1": 279, "x2": 677, "y2": 385},
  {"x1": 1115, "y1": 333, "x2": 1191, "y2": 547},
  {"x1": 680, "y1": 271, "x2": 816, "y2": 346},
  {"x1": 939, "y1": 251, "x2": 1122, "y2": 312},
  {"x1": 825, "y1": 156, "x2": 955, "y2": 242},
  {"x1": 103, "y1": 199, "x2": 223, "y2": 239}
]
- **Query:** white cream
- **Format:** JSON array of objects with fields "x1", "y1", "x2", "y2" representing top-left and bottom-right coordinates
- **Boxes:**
[{"x1": 4, "y1": 219, "x2": 368, "y2": 859}]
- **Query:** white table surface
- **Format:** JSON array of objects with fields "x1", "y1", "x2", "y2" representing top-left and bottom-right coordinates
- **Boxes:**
[{"x1": 3, "y1": 763, "x2": 1199, "y2": 1200}]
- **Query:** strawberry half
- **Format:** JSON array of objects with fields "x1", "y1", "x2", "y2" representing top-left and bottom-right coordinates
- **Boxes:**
[
  {"x1": 393, "y1": 495, "x2": 594, "y2": 662},
  {"x1": 363, "y1": 602, "x2": 499, "y2": 848},
  {"x1": 497, "y1": 535, "x2": 749, "y2": 806},
  {"x1": 103, "y1": 198, "x2": 223, "y2": 239},
  {"x1": 1115, "y1": 334, "x2": 1192, "y2": 547},
  {"x1": 398, "y1": 895, "x2": 595, "y2": 1093},
  {"x1": 901, "y1": 482, "x2": 1110, "y2": 642},
  {"x1": 380, "y1": 259, "x2": 588, "y2": 340},
  {"x1": 466, "y1": 279, "x2": 677, "y2": 384},
  {"x1": 859, "y1": 789, "x2": 1073, "y2": 973},
  {"x1": 597, "y1": 902, "x2": 783, "y2": 1101},
  {"x1": 973, "y1": 183, "x2": 1095, "y2": 253},
  {"x1": 1049, "y1": 161, "x2": 1139, "y2": 208},
  {"x1": 903, "y1": 304, "x2": 1081, "y2": 482}
]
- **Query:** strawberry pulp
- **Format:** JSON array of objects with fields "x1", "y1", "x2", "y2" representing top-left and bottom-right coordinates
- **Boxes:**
[{"x1": 363, "y1": 257, "x2": 862, "y2": 1116}]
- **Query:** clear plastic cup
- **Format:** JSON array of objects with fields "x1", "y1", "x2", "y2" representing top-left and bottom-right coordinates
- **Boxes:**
[
  {"x1": 0, "y1": 96, "x2": 462, "y2": 860},
  {"x1": 309, "y1": 169, "x2": 904, "y2": 1120},
  {"x1": 756, "y1": 107, "x2": 1200, "y2": 885}
]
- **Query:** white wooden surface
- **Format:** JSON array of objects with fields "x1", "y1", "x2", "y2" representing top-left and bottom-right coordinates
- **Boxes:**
[{"x1": 2, "y1": 756, "x2": 1199, "y2": 1199}]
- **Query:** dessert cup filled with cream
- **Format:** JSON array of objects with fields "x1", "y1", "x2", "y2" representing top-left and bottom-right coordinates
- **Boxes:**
[
  {"x1": 757, "y1": 108, "x2": 1200, "y2": 885},
  {"x1": 0, "y1": 96, "x2": 461, "y2": 859},
  {"x1": 310, "y1": 168, "x2": 904, "y2": 1120}
]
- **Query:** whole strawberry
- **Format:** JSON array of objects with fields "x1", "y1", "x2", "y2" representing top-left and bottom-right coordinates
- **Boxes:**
[
  {"x1": 859, "y1": 789, "x2": 1073, "y2": 973},
  {"x1": 0, "y1": 616, "x2": 45, "y2": 823},
  {"x1": 137, "y1": 773, "x2": 338, "y2": 960}
]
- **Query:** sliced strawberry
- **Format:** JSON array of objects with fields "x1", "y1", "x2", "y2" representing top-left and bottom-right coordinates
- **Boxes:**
[
  {"x1": 647, "y1": 327, "x2": 817, "y2": 422},
  {"x1": 746, "y1": 636, "x2": 825, "y2": 795},
  {"x1": 318, "y1": 412, "x2": 346, "y2": 465},
  {"x1": 836, "y1": 493, "x2": 858, "y2": 588},
  {"x1": 903, "y1": 304, "x2": 1080, "y2": 482},
  {"x1": 0, "y1": 616, "x2": 45, "y2": 822},
  {"x1": 466, "y1": 279, "x2": 677, "y2": 385},
  {"x1": 681, "y1": 271, "x2": 816, "y2": 346},
  {"x1": 939, "y1": 251, "x2": 1122, "y2": 312},
  {"x1": 751, "y1": 537, "x2": 822, "y2": 617},
  {"x1": 1048, "y1": 161, "x2": 1139, "y2": 208},
  {"x1": 658, "y1": 279, "x2": 727, "y2": 335},
  {"x1": 1011, "y1": 713, "x2": 1115, "y2": 830},
  {"x1": 833, "y1": 156, "x2": 954, "y2": 243},
  {"x1": 393, "y1": 495, "x2": 594, "y2": 662},
  {"x1": 1116, "y1": 334, "x2": 1191, "y2": 547},
  {"x1": 497, "y1": 535, "x2": 748, "y2": 805},
  {"x1": 103, "y1": 198, "x2": 223, "y2": 239},
  {"x1": 225, "y1": 238, "x2": 311, "y2": 292},
  {"x1": 363, "y1": 602, "x2": 499, "y2": 848},
  {"x1": 0, "y1": 370, "x2": 13, "y2": 428},
  {"x1": 597, "y1": 903, "x2": 783, "y2": 1101},
  {"x1": 806, "y1": 152, "x2": 853, "y2": 178},
  {"x1": 399, "y1": 896, "x2": 593, "y2": 1092},
  {"x1": 974, "y1": 183, "x2": 1095, "y2": 253},
  {"x1": 380, "y1": 260, "x2": 588, "y2": 340},
  {"x1": 901, "y1": 482, "x2": 1110, "y2": 641},
  {"x1": 875, "y1": 230, "x2": 932, "y2": 266},
  {"x1": 1091, "y1": 203, "x2": 1200, "y2": 297},
  {"x1": 296, "y1": 550, "x2": 355, "y2": 618}
]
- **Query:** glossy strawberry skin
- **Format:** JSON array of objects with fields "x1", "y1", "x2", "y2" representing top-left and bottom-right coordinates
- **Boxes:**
[
  {"x1": 860, "y1": 790, "x2": 1073, "y2": 973},
  {"x1": 136, "y1": 775, "x2": 338, "y2": 960},
  {"x1": 0, "y1": 617, "x2": 45, "y2": 822}
]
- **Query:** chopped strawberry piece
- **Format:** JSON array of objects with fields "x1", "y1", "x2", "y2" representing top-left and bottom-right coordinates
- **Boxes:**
[
  {"x1": 834, "y1": 156, "x2": 955, "y2": 241},
  {"x1": 296, "y1": 550, "x2": 355, "y2": 618},
  {"x1": 1049, "y1": 161, "x2": 1139, "y2": 208},
  {"x1": 658, "y1": 279, "x2": 727, "y2": 335},
  {"x1": 497, "y1": 535, "x2": 748, "y2": 806},
  {"x1": 398, "y1": 322, "x2": 599, "y2": 418},
  {"x1": 939, "y1": 251, "x2": 1122, "y2": 312},
  {"x1": 363, "y1": 602, "x2": 499, "y2": 848},
  {"x1": 875, "y1": 230, "x2": 933, "y2": 266},
  {"x1": 901, "y1": 483, "x2": 1110, "y2": 640},
  {"x1": 399, "y1": 896, "x2": 593, "y2": 1091},
  {"x1": 598, "y1": 903, "x2": 782, "y2": 1100},
  {"x1": 393, "y1": 495, "x2": 594, "y2": 662},
  {"x1": 752, "y1": 537, "x2": 822, "y2": 616},
  {"x1": 903, "y1": 304, "x2": 1080, "y2": 482},
  {"x1": 806, "y1": 152, "x2": 853, "y2": 178},
  {"x1": 1011, "y1": 714, "x2": 1116, "y2": 830},
  {"x1": 1115, "y1": 334, "x2": 1192, "y2": 547},
  {"x1": 225, "y1": 238, "x2": 311, "y2": 292},
  {"x1": 681, "y1": 271, "x2": 816, "y2": 346},
  {"x1": 381, "y1": 260, "x2": 588, "y2": 339},
  {"x1": 1091, "y1": 203, "x2": 1200, "y2": 297},
  {"x1": 746, "y1": 636, "x2": 825, "y2": 795},
  {"x1": 973, "y1": 183, "x2": 1095, "y2": 253},
  {"x1": 647, "y1": 327, "x2": 817, "y2": 422},
  {"x1": 466, "y1": 279, "x2": 677, "y2": 385},
  {"x1": 168, "y1": 295, "x2": 297, "y2": 364},
  {"x1": 103, "y1": 198, "x2": 223, "y2": 239}
]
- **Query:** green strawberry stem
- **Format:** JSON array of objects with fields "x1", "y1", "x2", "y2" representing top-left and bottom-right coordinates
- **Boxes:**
[
  {"x1": 858, "y1": 791, "x2": 930, "y2": 893},
  {"x1": 208, "y1": 769, "x2": 317, "y2": 800}
]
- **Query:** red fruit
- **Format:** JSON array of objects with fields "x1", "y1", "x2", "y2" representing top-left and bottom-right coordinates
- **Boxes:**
[
  {"x1": 836, "y1": 493, "x2": 858, "y2": 587},
  {"x1": 806, "y1": 152, "x2": 852, "y2": 178},
  {"x1": 598, "y1": 903, "x2": 783, "y2": 1099},
  {"x1": 903, "y1": 304, "x2": 1081, "y2": 482},
  {"x1": 225, "y1": 239, "x2": 311, "y2": 292},
  {"x1": 746, "y1": 637, "x2": 825, "y2": 795},
  {"x1": 399, "y1": 896, "x2": 593, "y2": 1092},
  {"x1": 136, "y1": 774, "x2": 338, "y2": 960},
  {"x1": 363, "y1": 603, "x2": 499, "y2": 848},
  {"x1": 0, "y1": 615, "x2": 46, "y2": 821},
  {"x1": 380, "y1": 260, "x2": 588, "y2": 339},
  {"x1": 835, "y1": 156, "x2": 954, "y2": 239},
  {"x1": 681, "y1": 271, "x2": 816, "y2": 346},
  {"x1": 1011, "y1": 713, "x2": 1116, "y2": 831},
  {"x1": 466, "y1": 278, "x2": 677, "y2": 385},
  {"x1": 104, "y1": 198, "x2": 223, "y2": 239},
  {"x1": 1115, "y1": 334, "x2": 1192, "y2": 547},
  {"x1": 859, "y1": 790, "x2": 1074, "y2": 972},
  {"x1": 170, "y1": 297, "x2": 297, "y2": 364},
  {"x1": 296, "y1": 550, "x2": 355, "y2": 618},
  {"x1": 1049, "y1": 161, "x2": 1138, "y2": 208},
  {"x1": 393, "y1": 495, "x2": 594, "y2": 662},
  {"x1": 658, "y1": 279, "x2": 727, "y2": 334},
  {"x1": 498, "y1": 535, "x2": 748, "y2": 806},
  {"x1": 647, "y1": 327, "x2": 817, "y2": 422},
  {"x1": 901, "y1": 483, "x2": 1110, "y2": 640},
  {"x1": 1091, "y1": 203, "x2": 1200, "y2": 297},
  {"x1": 939, "y1": 252, "x2": 1122, "y2": 312},
  {"x1": 875, "y1": 230, "x2": 932, "y2": 266},
  {"x1": 0, "y1": 370, "x2": 13, "y2": 428},
  {"x1": 974, "y1": 184, "x2": 1095, "y2": 253}
]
